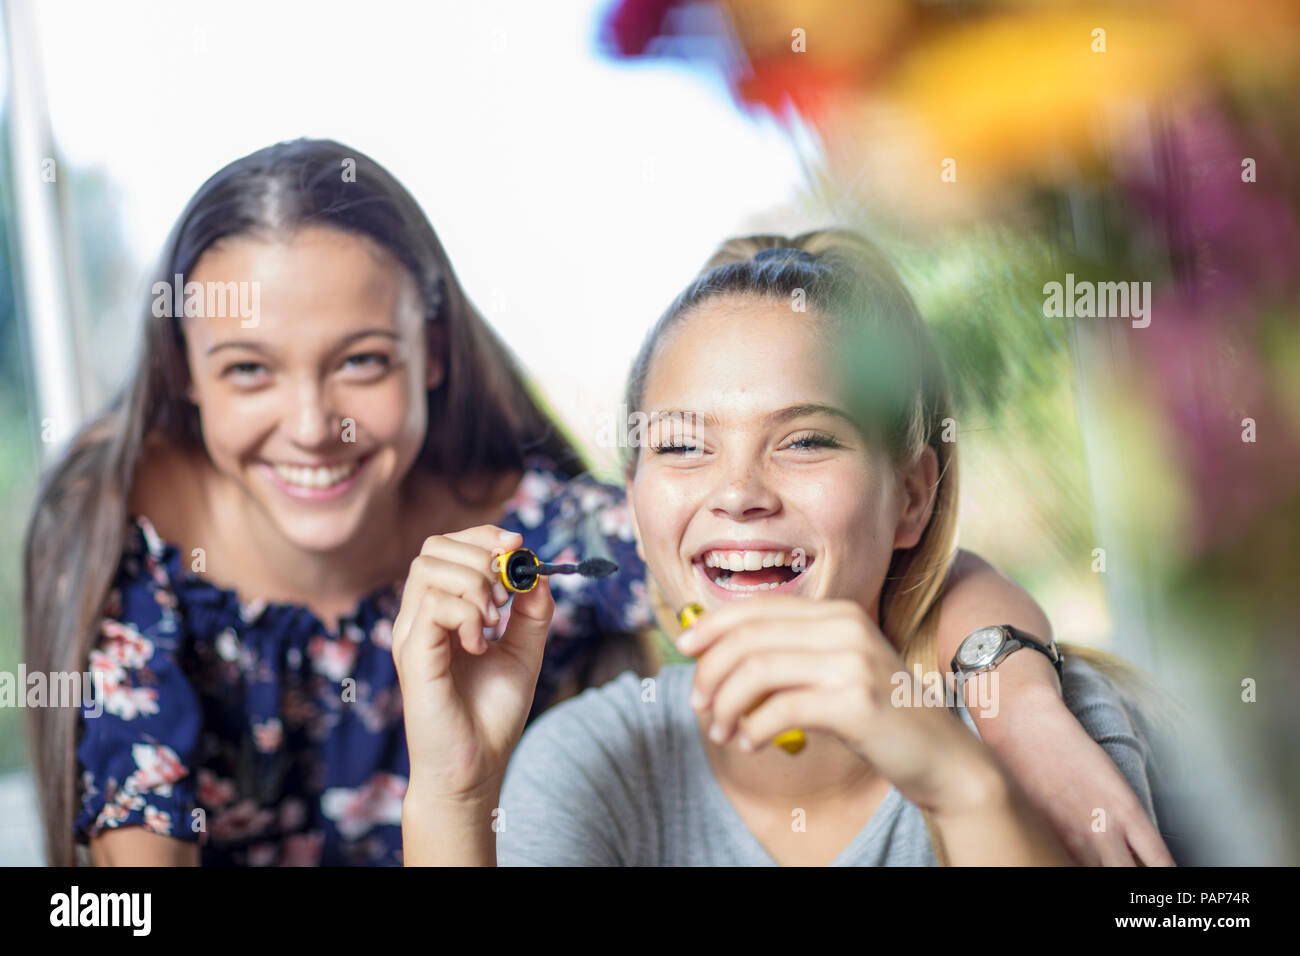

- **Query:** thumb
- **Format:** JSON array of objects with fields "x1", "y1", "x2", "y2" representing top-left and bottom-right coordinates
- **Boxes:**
[{"x1": 501, "y1": 575, "x2": 554, "y2": 655}]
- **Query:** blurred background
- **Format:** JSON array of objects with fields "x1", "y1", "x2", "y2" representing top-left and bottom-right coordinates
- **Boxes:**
[{"x1": 2, "y1": 0, "x2": 1297, "y2": 864}]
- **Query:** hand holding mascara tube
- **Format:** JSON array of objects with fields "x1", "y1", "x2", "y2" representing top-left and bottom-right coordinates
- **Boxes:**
[
  {"x1": 677, "y1": 602, "x2": 807, "y2": 755},
  {"x1": 392, "y1": 526, "x2": 556, "y2": 845}
]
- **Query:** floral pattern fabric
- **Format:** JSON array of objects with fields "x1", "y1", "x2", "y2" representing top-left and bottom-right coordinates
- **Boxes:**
[{"x1": 74, "y1": 457, "x2": 651, "y2": 865}]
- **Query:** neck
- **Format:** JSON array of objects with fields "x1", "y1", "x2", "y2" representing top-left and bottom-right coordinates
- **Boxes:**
[
  {"x1": 211, "y1": 466, "x2": 447, "y2": 624},
  {"x1": 699, "y1": 714, "x2": 883, "y2": 805}
]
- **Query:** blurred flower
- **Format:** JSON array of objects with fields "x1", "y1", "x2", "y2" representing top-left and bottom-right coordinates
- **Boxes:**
[{"x1": 603, "y1": 0, "x2": 683, "y2": 56}]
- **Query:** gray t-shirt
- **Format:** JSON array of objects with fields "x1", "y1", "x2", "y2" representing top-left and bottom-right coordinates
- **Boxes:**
[{"x1": 497, "y1": 656, "x2": 1157, "y2": 865}]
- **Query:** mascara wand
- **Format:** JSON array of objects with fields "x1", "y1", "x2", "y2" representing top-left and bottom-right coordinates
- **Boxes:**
[{"x1": 494, "y1": 547, "x2": 619, "y2": 594}]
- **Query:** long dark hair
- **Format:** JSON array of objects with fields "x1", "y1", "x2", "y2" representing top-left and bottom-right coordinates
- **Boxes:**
[{"x1": 21, "y1": 138, "x2": 583, "y2": 865}]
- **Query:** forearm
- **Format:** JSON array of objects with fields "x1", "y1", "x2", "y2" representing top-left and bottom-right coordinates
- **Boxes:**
[
  {"x1": 931, "y1": 761, "x2": 1074, "y2": 866},
  {"x1": 402, "y1": 780, "x2": 501, "y2": 866},
  {"x1": 964, "y1": 651, "x2": 1068, "y2": 745},
  {"x1": 936, "y1": 550, "x2": 1064, "y2": 742},
  {"x1": 936, "y1": 551, "x2": 1055, "y2": 666}
]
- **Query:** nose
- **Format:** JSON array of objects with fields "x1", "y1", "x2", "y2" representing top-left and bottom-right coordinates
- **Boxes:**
[
  {"x1": 706, "y1": 456, "x2": 781, "y2": 521},
  {"x1": 287, "y1": 377, "x2": 337, "y2": 448}
]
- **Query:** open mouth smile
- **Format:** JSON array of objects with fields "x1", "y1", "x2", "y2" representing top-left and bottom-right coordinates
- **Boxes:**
[
  {"x1": 693, "y1": 545, "x2": 814, "y2": 599},
  {"x1": 258, "y1": 452, "x2": 373, "y2": 502}
]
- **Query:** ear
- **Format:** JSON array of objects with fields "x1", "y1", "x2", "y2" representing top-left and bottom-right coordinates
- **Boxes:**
[
  {"x1": 425, "y1": 320, "x2": 446, "y2": 391},
  {"x1": 892, "y1": 445, "x2": 939, "y2": 551},
  {"x1": 625, "y1": 477, "x2": 647, "y2": 563}
]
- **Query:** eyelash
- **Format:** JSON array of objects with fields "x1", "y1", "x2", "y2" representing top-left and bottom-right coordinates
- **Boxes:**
[
  {"x1": 223, "y1": 362, "x2": 266, "y2": 378},
  {"x1": 221, "y1": 354, "x2": 390, "y2": 378},
  {"x1": 650, "y1": 440, "x2": 702, "y2": 455},
  {"x1": 649, "y1": 433, "x2": 843, "y2": 455},
  {"x1": 342, "y1": 353, "x2": 390, "y2": 370},
  {"x1": 786, "y1": 431, "x2": 842, "y2": 451}
]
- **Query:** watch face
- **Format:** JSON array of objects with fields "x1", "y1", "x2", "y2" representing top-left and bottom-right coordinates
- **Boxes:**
[{"x1": 958, "y1": 626, "x2": 1006, "y2": 668}]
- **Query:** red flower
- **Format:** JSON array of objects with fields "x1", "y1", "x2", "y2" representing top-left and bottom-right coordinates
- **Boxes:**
[{"x1": 604, "y1": 0, "x2": 684, "y2": 56}]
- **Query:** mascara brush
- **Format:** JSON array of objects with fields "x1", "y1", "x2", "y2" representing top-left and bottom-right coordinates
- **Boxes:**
[{"x1": 494, "y1": 547, "x2": 619, "y2": 594}]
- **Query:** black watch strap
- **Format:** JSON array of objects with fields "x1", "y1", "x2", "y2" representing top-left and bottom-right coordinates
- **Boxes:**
[{"x1": 1004, "y1": 625, "x2": 1065, "y2": 684}]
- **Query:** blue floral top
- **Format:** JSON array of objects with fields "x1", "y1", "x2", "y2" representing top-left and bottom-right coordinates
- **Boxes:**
[{"x1": 74, "y1": 457, "x2": 652, "y2": 865}]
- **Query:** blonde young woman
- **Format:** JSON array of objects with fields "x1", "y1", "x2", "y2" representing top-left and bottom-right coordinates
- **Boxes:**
[{"x1": 396, "y1": 231, "x2": 1174, "y2": 866}]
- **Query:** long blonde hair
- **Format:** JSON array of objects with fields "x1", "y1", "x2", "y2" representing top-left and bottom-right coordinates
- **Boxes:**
[{"x1": 625, "y1": 228, "x2": 1169, "y2": 865}]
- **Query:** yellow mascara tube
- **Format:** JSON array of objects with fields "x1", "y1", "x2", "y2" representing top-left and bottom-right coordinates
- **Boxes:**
[{"x1": 677, "y1": 602, "x2": 807, "y2": 755}]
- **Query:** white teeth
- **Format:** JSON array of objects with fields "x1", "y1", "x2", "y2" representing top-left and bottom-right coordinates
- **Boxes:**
[
  {"x1": 273, "y1": 460, "x2": 359, "y2": 489},
  {"x1": 713, "y1": 577, "x2": 784, "y2": 592},
  {"x1": 700, "y1": 549, "x2": 806, "y2": 575}
]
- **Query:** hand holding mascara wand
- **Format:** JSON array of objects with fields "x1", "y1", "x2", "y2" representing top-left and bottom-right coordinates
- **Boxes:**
[{"x1": 677, "y1": 602, "x2": 807, "y2": 755}]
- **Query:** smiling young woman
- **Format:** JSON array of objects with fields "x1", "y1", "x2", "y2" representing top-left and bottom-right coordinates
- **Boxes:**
[
  {"x1": 21, "y1": 139, "x2": 651, "y2": 866},
  {"x1": 396, "y1": 230, "x2": 1174, "y2": 867}
]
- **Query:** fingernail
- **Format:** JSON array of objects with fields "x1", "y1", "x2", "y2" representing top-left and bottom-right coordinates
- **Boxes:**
[
  {"x1": 689, "y1": 688, "x2": 706, "y2": 710},
  {"x1": 493, "y1": 582, "x2": 509, "y2": 606},
  {"x1": 676, "y1": 629, "x2": 697, "y2": 654},
  {"x1": 708, "y1": 723, "x2": 725, "y2": 743},
  {"x1": 498, "y1": 530, "x2": 517, "y2": 542},
  {"x1": 738, "y1": 735, "x2": 753, "y2": 752},
  {"x1": 487, "y1": 605, "x2": 500, "y2": 625}
]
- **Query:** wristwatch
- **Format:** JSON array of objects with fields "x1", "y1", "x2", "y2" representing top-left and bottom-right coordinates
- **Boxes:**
[{"x1": 950, "y1": 625, "x2": 1063, "y2": 705}]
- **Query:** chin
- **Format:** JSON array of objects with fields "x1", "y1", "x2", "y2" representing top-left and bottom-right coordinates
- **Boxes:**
[
  {"x1": 239, "y1": 452, "x2": 387, "y2": 554},
  {"x1": 269, "y1": 508, "x2": 368, "y2": 554}
]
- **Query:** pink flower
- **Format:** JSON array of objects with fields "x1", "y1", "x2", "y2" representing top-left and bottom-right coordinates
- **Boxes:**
[
  {"x1": 124, "y1": 743, "x2": 187, "y2": 795},
  {"x1": 97, "y1": 802, "x2": 130, "y2": 828},
  {"x1": 310, "y1": 635, "x2": 358, "y2": 683},
  {"x1": 197, "y1": 769, "x2": 236, "y2": 808},
  {"x1": 143, "y1": 804, "x2": 173, "y2": 835},
  {"x1": 501, "y1": 471, "x2": 558, "y2": 528},
  {"x1": 87, "y1": 649, "x2": 160, "y2": 721},
  {"x1": 99, "y1": 620, "x2": 153, "y2": 669},
  {"x1": 320, "y1": 772, "x2": 407, "y2": 840},
  {"x1": 107, "y1": 685, "x2": 160, "y2": 721},
  {"x1": 253, "y1": 717, "x2": 284, "y2": 753}
]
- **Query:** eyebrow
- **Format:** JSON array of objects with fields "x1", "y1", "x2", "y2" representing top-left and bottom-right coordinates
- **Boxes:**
[
  {"x1": 205, "y1": 328, "x2": 400, "y2": 357},
  {"x1": 647, "y1": 403, "x2": 857, "y2": 428}
]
